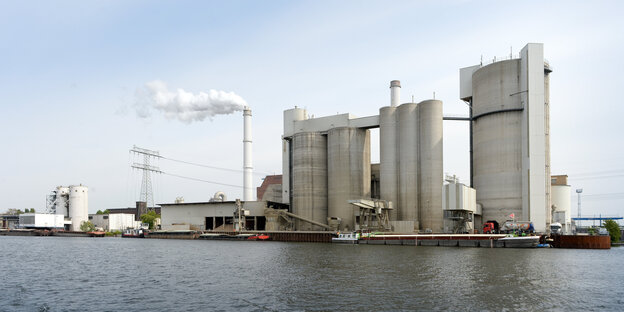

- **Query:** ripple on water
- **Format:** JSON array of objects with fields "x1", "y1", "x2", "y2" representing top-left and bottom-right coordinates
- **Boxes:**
[{"x1": 1, "y1": 237, "x2": 623, "y2": 311}]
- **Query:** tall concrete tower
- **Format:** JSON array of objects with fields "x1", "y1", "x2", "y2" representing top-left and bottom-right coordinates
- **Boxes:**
[{"x1": 460, "y1": 43, "x2": 552, "y2": 232}]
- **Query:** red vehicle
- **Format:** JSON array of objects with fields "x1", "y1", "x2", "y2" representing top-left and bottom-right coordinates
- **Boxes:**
[{"x1": 483, "y1": 220, "x2": 499, "y2": 234}]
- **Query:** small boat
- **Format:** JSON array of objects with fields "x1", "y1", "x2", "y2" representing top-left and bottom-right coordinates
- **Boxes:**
[
  {"x1": 332, "y1": 232, "x2": 359, "y2": 244},
  {"x1": 247, "y1": 234, "x2": 270, "y2": 241},
  {"x1": 122, "y1": 228, "x2": 146, "y2": 238},
  {"x1": 498, "y1": 235, "x2": 540, "y2": 248},
  {"x1": 87, "y1": 231, "x2": 106, "y2": 237},
  {"x1": 199, "y1": 233, "x2": 252, "y2": 240}
]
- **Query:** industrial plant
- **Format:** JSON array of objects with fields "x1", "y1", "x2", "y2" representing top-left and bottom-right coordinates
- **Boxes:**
[
  {"x1": 5, "y1": 42, "x2": 608, "y2": 248},
  {"x1": 154, "y1": 43, "x2": 564, "y2": 238}
]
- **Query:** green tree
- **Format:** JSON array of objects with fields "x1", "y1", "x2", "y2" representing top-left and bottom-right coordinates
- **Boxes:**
[
  {"x1": 96, "y1": 210, "x2": 103, "y2": 215},
  {"x1": 80, "y1": 221, "x2": 96, "y2": 232},
  {"x1": 103, "y1": 209, "x2": 110, "y2": 214},
  {"x1": 140, "y1": 210, "x2": 160, "y2": 230},
  {"x1": 604, "y1": 220, "x2": 621, "y2": 243}
]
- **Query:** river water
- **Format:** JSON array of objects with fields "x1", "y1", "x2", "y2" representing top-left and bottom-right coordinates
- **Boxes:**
[{"x1": 1, "y1": 236, "x2": 622, "y2": 311}]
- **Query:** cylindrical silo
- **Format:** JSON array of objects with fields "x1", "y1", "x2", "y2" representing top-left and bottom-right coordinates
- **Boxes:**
[
  {"x1": 327, "y1": 127, "x2": 371, "y2": 231},
  {"x1": 291, "y1": 132, "x2": 328, "y2": 231},
  {"x1": 471, "y1": 60, "x2": 523, "y2": 226},
  {"x1": 282, "y1": 107, "x2": 308, "y2": 204},
  {"x1": 55, "y1": 186, "x2": 69, "y2": 217},
  {"x1": 397, "y1": 103, "x2": 419, "y2": 231},
  {"x1": 551, "y1": 185, "x2": 571, "y2": 224},
  {"x1": 418, "y1": 99, "x2": 444, "y2": 233},
  {"x1": 379, "y1": 106, "x2": 399, "y2": 221},
  {"x1": 69, "y1": 185, "x2": 89, "y2": 231}
]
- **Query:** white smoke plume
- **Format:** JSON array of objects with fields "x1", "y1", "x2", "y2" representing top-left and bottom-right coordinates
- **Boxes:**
[{"x1": 135, "y1": 80, "x2": 247, "y2": 123}]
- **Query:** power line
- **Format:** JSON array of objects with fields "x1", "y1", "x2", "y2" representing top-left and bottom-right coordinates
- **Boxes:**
[
  {"x1": 571, "y1": 174, "x2": 624, "y2": 180},
  {"x1": 163, "y1": 172, "x2": 243, "y2": 189},
  {"x1": 161, "y1": 156, "x2": 275, "y2": 176}
]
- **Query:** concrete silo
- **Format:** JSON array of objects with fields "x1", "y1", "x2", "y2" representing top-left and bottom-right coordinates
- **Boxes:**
[
  {"x1": 418, "y1": 100, "x2": 444, "y2": 232},
  {"x1": 471, "y1": 59, "x2": 524, "y2": 226},
  {"x1": 327, "y1": 127, "x2": 371, "y2": 231},
  {"x1": 397, "y1": 103, "x2": 419, "y2": 230},
  {"x1": 460, "y1": 43, "x2": 551, "y2": 232},
  {"x1": 379, "y1": 106, "x2": 399, "y2": 221},
  {"x1": 69, "y1": 184, "x2": 88, "y2": 231},
  {"x1": 291, "y1": 132, "x2": 328, "y2": 231}
]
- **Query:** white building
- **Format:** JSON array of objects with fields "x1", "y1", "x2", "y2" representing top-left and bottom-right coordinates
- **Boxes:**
[
  {"x1": 19, "y1": 213, "x2": 65, "y2": 229},
  {"x1": 89, "y1": 213, "x2": 141, "y2": 231}
]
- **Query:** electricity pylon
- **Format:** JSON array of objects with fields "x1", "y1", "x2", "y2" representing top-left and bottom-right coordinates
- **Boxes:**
[{"x1": 130, "y1": 145, "x2": 161, "y2": 211}]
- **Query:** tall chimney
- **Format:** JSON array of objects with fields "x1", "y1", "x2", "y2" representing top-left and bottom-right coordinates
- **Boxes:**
[
  {"x1": 243, "y1": 107, "x2": 253, "y2": 201},
  {"x1": 390, "y1": 80, "x2": 401, "y2": 107}
]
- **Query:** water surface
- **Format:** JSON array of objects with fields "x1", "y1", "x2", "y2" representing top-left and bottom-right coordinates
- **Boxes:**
[{"x1": 1, "y1": 236, "x2": 622, "y2": 311}]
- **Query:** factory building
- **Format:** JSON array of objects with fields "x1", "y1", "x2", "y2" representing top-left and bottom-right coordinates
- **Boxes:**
[
  {"x1": 256, "y1": 175, "x2": 282, "y2": 202},
  {"x1": 281, "y1": 81, "x2": 443, "y2": 233},
  {"x1": 460, "y1": 43, "x2": 552, "y2": 233},
  {"x1": 159, "y1": 200, "x2": 269, "y2": 231},
  {"x1": 46, "y1": 184, "x2": 89, "y2": 231},
  {"x1": 89, "y1": 213, "x2": 141, "y2": 231}
]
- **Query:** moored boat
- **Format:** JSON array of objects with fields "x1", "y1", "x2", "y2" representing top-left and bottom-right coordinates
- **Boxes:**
[
  {"x1": 122, "y1": 228, "x2": 146, "y2": 238},
  {"x1": 247, "y1": 234, "x2": 270, "y2": 241},
  {"x1": 498, "y1": 235, "x2": 540, "y2": 248},
  {"x1": 332, "y1": 232, "x2": 359, "y2": 244},
  {"x1": 87, "y1": 231, "x2": 106, "y2": 237}
]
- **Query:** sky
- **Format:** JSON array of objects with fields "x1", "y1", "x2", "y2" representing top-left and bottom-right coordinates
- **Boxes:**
[{"x1": 1, "y1": 0, "x2": 623, "y2": 221}]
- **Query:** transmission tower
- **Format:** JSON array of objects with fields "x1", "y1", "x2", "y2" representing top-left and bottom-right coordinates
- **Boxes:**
[{"x1": 130, "y1": 145, "x2": 161, "y2": 211}]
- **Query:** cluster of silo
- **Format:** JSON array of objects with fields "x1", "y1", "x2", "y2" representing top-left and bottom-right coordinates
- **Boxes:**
[
  {"x1": 379, "y1": 81, "x2": 443, "y2": 233},
  {"x1": 48, "y1": 184, "x2": 89, "y2": 231},
  {"x1": 289, "y1": 129, "x2": 371, "y2": 232}
]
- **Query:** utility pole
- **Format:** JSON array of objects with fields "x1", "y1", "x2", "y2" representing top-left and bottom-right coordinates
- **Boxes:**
[{"x1": 131, "y1": 145, "x2": 161, "y2": 212}]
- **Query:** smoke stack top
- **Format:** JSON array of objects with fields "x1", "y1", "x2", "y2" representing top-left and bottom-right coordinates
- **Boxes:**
[{"x1": 135, "y1": 80, "x2": 248, "y2": 123}]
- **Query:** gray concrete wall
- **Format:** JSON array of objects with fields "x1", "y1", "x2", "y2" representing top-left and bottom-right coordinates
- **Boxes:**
[
  {"x1": 418, "y1": 100, "x2": 444, "y2": 232},
  {"x1": 291, "y1": 132, "x2": 328, "y2": 230},
  {"x1": 327, "y1": 127, "x2": 371, "y2": 231}
]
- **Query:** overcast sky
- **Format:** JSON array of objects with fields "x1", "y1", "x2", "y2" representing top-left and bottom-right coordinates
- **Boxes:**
[{"x1": 1, "y1": 0, "x2": 623, "y2": 219}]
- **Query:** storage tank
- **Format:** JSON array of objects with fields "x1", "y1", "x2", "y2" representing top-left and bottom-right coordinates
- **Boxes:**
[
  {"x1": 291, "y1": 132, "x2": 328, "y2": 230},
  {"x1": 55, "y1": 186, "x2": 69, "y2": 217},
  {"x1": 282, "y1": 107, "x2": 308, "y2": 204},
  {"x1": 397, "y1": 103, "x2": 419, "y2": 231},
  {"x1": 69, "y1": 185, "x2": 89, "y2": 231},
  {"x1": 551, "y1": 185, "x2": 571, "y2": 225},
  {"x1": 327, "y1": 127, "x2": 371, "y2": 231},
  {"x1": 471, "y1": 59, "x2": 524, "y2": 226},
  {"x1": 379, "y1": 106, "x2": 398, "y2": 221},
  {"x1": 418, "y1": 99, "x2": 444, "y2": 232}
]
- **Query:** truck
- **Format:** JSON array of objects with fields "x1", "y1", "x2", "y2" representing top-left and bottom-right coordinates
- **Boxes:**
[
  {"x1": 550, "y1": 222, "x2": 562, "y2": 234},
  {"x1": 483, "y1": 220, "x2": 499, "y2": 234},
  {"x1": 499, "y1": 221, "x2": 534, "y2": 234}
]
